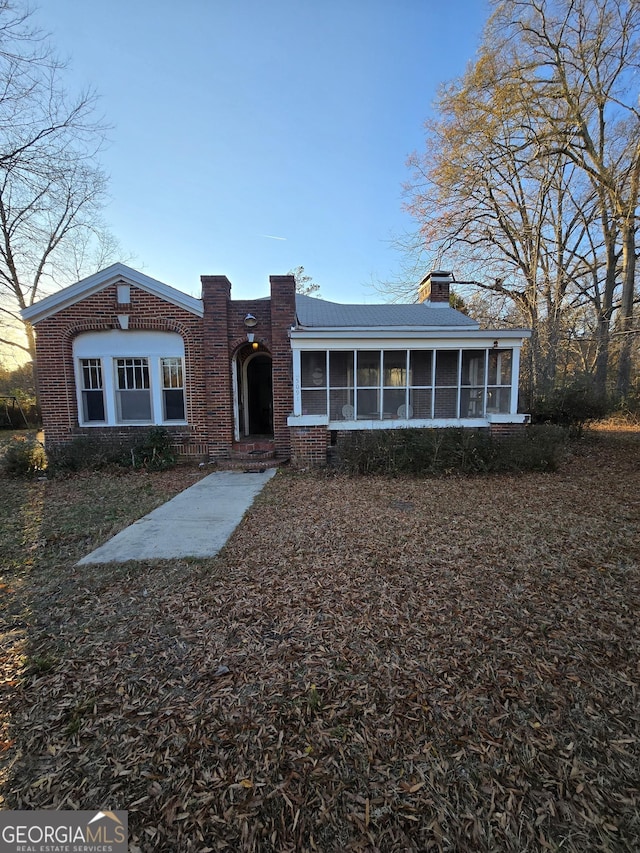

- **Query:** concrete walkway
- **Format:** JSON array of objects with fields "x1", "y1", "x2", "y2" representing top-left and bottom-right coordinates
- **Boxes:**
[{"x1": 77, "y1": 468, "x2": 277, "y2": 565}]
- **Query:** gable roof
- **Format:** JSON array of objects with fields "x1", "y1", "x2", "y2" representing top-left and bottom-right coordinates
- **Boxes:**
[
  {"x1": 21, "y1": 263, "x2": 204, "y2": 324},
  {"x1": 295, "y1": 294, "x2": 479, "y2": 330}
]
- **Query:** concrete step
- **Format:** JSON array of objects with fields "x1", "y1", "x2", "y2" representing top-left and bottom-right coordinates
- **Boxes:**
[{"x1": 213, "y1": 455, "x2": 288, "y2": 472}]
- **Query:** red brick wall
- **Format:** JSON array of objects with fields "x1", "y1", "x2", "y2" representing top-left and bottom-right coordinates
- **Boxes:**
[
  {"x1": 269, "y1": 276, "x2": 296, "y2": 457},
  {"x1": 290, "y1": 425, "x2": 329, "y2": 466},
  {"x1": 33, "y1": 281, "x2": 206, "y2": 452},
  {"x1": 35, "y1": 272, "x2": 297, "y2": 461},
  {"x1": 490, "y1": 422, "x2": 527, "y2": 438}
]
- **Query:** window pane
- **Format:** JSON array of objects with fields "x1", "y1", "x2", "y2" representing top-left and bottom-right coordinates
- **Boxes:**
[
  {"x1": 117, "y1": 389, "x2": 151, "y2": 421},
  {"x1": 488, "y1": 350, "x2": 512, "y2": 385},
  {"x1": 163, "y1": 389, "x2": 185, "y2": 420},
  {"x1": 409, "y1": 388, "x2": 432, "y2": 419},
  {"x1": 83, "y1": 390, "x2": 105, "y2": 422},
  {"x1": 434, "y1": 388, "x2": 457, "y2": 417},
  {"x1": 301, "y1": 352, "x2": 326, "y2": 387},
  {"x1": 357, "y1": 351, "x2": 380, "y2": 387},
  {"x1": 301, "y1": 389, "x2": 327, "y2": 415},
  {"x1": 435, "y1": 351, "x2": 458, "y2": 386},
  {"x1": 330, "y1": 389, "x2": 354, "y2": 420},
  {"x1": 410, "y1": 350, "x2": 432, "y2": 386},
  {"x1": 383, "y1": 388, "x2": 406, "y2": 418},
  {"x1": 357, "y1": 388, "x2": 380, "y2": 418},
  {"x1": 383, "y1": 351, "x2": 406, "y2": 386},
  {"x1": 461, "y1": 351, "x2": 485, "y2": 386},
  {"x1": 487, "y1": 387, "x2": 511, "y2": 413},
  {"x1": 460, "y1": 388, "x2": 484, "y2": 418},
  {"x1": 329, "y1": 351, "x2": 353, "y2": 387},
  {"x1": 117, "y1": 358, "x2": 149, "y2": 390},
  {"x1": 162, "y1": 357, "x2": 183, "y2": 389}
]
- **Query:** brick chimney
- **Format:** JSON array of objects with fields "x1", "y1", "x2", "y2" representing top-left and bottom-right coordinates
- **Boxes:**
[{"x1": 418, "y1": 270, "x2": 453, "y2": 304}]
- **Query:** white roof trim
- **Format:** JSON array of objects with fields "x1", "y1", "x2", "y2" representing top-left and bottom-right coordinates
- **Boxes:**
[
  {"x1": 21, "y1": 263, "x2": 204, "y2": 323},
  {"x1": 290, "y1": 327, "x2": 531, "y2": 341}
]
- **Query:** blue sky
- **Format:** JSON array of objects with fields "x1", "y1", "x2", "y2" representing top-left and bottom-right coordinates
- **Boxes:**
[{"x1": 33, "y1": 0, "x2": 490, "y2": 303}]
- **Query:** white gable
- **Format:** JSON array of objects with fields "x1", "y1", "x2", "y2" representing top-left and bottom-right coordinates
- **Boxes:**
[{"x1": 21, "y1": 263, "x2": 203, "y2": 324}]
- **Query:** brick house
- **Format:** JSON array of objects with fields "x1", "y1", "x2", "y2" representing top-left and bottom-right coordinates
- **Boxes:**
[{"x1": 22, "y1": 263, "x2": 531, "y2": 466}]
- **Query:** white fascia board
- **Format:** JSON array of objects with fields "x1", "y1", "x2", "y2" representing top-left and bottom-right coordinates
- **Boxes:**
[
  {"x1": 290, "y1": 328, "x2": 531, "y2": 349},
  {"x1": 21, "y1": 262, "x2": 203, "y2": 323}
]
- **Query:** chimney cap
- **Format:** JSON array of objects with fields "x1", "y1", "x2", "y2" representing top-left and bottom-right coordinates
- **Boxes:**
[{"x1": 418, "y1": 270, "x2": 453, "y2": 304}]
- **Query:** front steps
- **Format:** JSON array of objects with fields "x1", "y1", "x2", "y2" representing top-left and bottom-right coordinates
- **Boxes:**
[{"x1": 211, "y1": 438, "x2": 288, "y2": 471}]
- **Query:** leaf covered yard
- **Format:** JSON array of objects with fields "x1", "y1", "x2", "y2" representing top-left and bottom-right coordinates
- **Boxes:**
[{"x1": 1, "y1": 433, "x2": 639, "y2": 852}]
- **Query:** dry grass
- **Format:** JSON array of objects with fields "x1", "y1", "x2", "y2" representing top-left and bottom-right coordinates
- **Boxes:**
[{"x1": 1, "y1": 430, "x2": 639, "y2": 852}]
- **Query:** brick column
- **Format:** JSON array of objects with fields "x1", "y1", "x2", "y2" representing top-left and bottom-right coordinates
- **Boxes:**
[
  {"x1": 202, "y1": 275, "x2": 234, "y2": 458},
  {"x1": 269, "y1": 275, "x2": 296, "y2": 457},
  {"x1": 290, "y1": 425, "x2": 329, "y2": 466}
]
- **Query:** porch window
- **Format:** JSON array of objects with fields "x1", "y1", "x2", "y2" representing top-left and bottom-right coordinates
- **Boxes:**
[
  {"x1": 80, "y1": 358, "x2": 105, "y2": 422},
  {"x1": 162, "y1": 357, "x2": 185, "y2": 421},
  {"x1": 382, "y1": 351, "x2": 407, "y2": 419},
  {"x1": 460, "y1": 350, "x2": 485, "y2": 418},
  {"x1": 487, "y1": 350, "x2": 512, "y2": 413},
  {"x1": 329, "y1": 351, "x2": 354, "y2": 419},
  {"x1": 294, "y1": 346, "x2": 518, "y2": 422},
  {"x1": 409, "y1": 350, "x2": 432, "y2": 419},
  {"x1": 434, "y1": 350, "x2": 459, "y2": 418},
  {"x1": 356, "y1": 351, "x2": 381, "y2": 418},
  {"x1": 301, "y1": 351, "x2": 328, "y2": 415},
  {"x1": 115, "y1": 357, "x2": 152, "y2": 422}
]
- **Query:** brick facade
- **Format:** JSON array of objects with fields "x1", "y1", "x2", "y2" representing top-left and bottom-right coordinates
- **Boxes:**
[
  {"x1": 290, "y1": 425, "x2": 329, "y2": 467},
  {"x1": 32, "y1": 271, "x2": 298, "y2": 464},
  {"x1": 33, "y1": 281, "x2": 207, "y2": 453}
]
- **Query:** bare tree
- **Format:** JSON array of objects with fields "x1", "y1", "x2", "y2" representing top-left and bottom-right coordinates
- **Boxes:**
[
  {"x1": 0, "y1": 0, "x2": 118, "y2": 365},
  {"x1": 488, "y1": 0, "x2": 640, "y2": 396},
  {"x1": 405, "y1": 47, "x2": 596, "y2": 395},
  {"x1": 402, "y1": 0, "x2": 639, "y2": 398},
  {"x1": 289, "y1": 266, "x2": 321, "y2": 296}
]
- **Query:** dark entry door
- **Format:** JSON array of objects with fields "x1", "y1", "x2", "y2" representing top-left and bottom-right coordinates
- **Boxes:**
[{"x1": 247, "y1": 355, "x2": 273, "y2": 435}]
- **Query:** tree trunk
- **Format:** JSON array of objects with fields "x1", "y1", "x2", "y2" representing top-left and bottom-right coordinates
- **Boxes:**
[{"x1": 616, "y1": 224, "x2": 636, "y2": 398}]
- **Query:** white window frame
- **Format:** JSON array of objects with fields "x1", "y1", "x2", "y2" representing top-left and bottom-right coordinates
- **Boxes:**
[
  {"x1": 291, "y1": 343, "x2": 524, "y2": 428},
  {"x1": 73, "y1": 330, "x2": 187, "y2": 427}
]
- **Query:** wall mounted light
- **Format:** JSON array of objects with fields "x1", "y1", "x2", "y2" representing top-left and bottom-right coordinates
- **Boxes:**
[
  {"x1": 247, "y1": 332, "x2": 259, "y2": 351},
  {"x1": 244, "y1": 313, "x2": 258, "y2": 328},
  {"x1": 493, "y1": 340, "x2": 499, "y2": 349}
]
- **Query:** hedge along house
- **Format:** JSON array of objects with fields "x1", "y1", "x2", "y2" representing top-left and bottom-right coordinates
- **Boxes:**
[{"x1": 22, "y1": 263, "x2": 531, "y2": 466}]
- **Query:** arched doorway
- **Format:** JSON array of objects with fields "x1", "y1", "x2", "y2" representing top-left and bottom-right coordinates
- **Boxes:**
[{"x1": 234, "y1": 351, "x2": 273, "y2": 438}]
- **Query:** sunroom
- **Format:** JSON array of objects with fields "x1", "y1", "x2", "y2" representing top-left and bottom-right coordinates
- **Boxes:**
[{"x1": 289, "y1": 329, "x2": 528, "y2": 430}]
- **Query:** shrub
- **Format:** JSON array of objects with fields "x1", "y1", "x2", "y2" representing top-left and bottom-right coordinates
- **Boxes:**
[
  {"x1": 1, "y1": 434, "x2": 47, "y2": 477},
  {"x1": 335, "y1": 426, "x2": 566, "y2": 476},
  {"x1": 46, "y1": 434, "x2": 125, "y2": 473},
  {"x1": 130, "y1": 427, "x2": 176, "y2": 471},
  {"x1": 47, "y1": 428, "x2": 177, "y2": 474},
  {"x1": 531, "y1": 382, "x2": 609, "y2": 437}
]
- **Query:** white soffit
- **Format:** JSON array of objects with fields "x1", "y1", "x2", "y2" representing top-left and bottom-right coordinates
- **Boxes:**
[{"x1": 21, "y1": 263, "x2": 204, "y2": 323}]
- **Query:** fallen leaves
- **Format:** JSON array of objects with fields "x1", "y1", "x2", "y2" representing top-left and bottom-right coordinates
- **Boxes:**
[{"x1": 0, "y1": 432, "x2": 639, "y2": 851}]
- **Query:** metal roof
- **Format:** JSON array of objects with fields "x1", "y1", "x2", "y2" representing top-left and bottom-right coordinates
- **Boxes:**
[{"x1": 294, "y1": 294, "x2": 479, "y2": 330}]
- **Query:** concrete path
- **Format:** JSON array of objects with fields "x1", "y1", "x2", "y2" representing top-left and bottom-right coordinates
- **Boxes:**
[{"x1": 77, "y1": 468, "x2": 277, "y2": 565}]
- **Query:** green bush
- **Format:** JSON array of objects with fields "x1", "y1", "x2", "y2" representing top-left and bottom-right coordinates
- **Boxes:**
[
  {"x1": 1, "y1": 434, "x2": 47, "y2": 477},
  {"x1": 47, "y1": 428, "x2": 177, "y2": 474},
  {"x1": 47, "y1": 434, "x2": 118, "y2": 472},
  {"x1": 130, "y1": 427, "x2": 176, "y2": 471},
  {"x1": 531, "y1": 382, "x2": 609, "y2": 437},
  {"x1": 335, "y1": 426, "x2": 566, "y2": 476}
]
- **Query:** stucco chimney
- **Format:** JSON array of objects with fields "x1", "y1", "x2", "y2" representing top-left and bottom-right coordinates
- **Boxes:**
[{"x1": 418, "y1": 270, "x2": 453, "y2": 304}]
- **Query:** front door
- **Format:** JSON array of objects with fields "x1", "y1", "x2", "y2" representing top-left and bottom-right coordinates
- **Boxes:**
[{"x1": 246, "y1": 355, "x2": 273, "y2": 435}]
